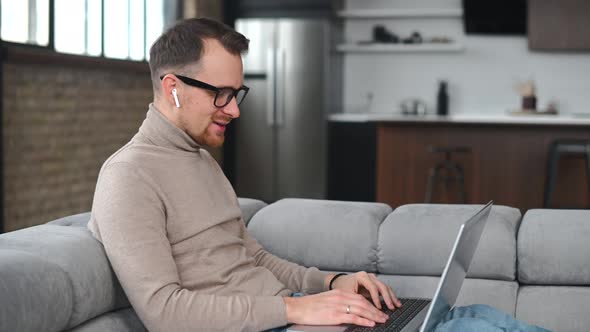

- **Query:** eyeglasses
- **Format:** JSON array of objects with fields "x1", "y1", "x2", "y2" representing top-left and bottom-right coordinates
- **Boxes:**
[{"x1": 160, "y1": 74, "x2": 249, "y2": 108}]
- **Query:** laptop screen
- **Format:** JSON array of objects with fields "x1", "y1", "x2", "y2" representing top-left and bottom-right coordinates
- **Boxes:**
[{"x1": 420, "y1": 202, "x2": 493, "y2": 332}]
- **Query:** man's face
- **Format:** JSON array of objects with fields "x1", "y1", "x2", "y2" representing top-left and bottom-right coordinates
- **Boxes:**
[{"x1": 177, "y1": 39, "x2": 243, "y2": 148}]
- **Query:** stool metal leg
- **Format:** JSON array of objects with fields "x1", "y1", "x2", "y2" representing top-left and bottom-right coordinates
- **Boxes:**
[
  {"x1": 425, "y1": 166, "x2": 440, "y2": 203},
  {"x1": 453, "y1": 164, "x2": 467, "y2": 203},
  {"x1": 426, "y1": 147, "x2": 471, "y2": 204}
]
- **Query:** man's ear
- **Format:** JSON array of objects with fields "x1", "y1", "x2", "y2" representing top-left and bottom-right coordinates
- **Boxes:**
[{"x1": 161, "y1": 74, "x2": 180, "y2": 109}]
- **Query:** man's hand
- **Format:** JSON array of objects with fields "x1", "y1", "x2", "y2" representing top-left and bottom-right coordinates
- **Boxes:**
[
  {"x1": 283, "y1": 289, "x2": 389, "y2": 327},
  {"x1": 329, "y1": 272, "x2": 402, "y2": 310}
]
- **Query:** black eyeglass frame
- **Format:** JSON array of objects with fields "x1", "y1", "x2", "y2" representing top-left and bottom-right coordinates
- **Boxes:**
[{"x1": 160, "y1": 74, "x2": 249, "y2": 108}]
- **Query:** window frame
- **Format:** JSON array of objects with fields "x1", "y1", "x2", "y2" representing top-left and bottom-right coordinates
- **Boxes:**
[{"x1": 0, "y1": 0, "x2": 181, "y2": 69}]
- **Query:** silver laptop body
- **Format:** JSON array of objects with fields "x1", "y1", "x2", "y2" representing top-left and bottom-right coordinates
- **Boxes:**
[{"x1": 288, "y1": 201, "x2": 493, "y2": 332}]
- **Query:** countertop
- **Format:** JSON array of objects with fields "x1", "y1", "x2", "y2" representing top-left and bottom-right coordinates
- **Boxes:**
[{"x1": 327, "y1": 112, "x2": 590, "y2": 126}]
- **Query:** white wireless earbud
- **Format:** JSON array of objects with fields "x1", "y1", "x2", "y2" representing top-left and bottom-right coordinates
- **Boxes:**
[{"x1": 172, "y1": 88, "x2": 181, "y2": 108}]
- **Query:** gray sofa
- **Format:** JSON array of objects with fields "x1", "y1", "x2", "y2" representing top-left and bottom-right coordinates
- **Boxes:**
[{"x1": 1, "y1": 198, "x2": 588, "y2": 332}]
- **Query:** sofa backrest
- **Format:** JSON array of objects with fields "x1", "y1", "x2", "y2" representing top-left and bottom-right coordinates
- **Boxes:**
[
  {"x1": 248, "y1": 200, "x2": 521, "y2": 280},
  {"x1": 379, "y1": 204, "x2": 521, "y2": 281},
  {"x1": 237, "y1": 197, "x2": 268, "y2": 226},
  {"x1": 516, "y1": 209, "x2": 590, "y2": 332},
  {"x1": 248, "y1": 198, "x2": 392, "y2": 273},
  {"x1": 380, "y1": 203, "x2": 522, "y2": 316}
]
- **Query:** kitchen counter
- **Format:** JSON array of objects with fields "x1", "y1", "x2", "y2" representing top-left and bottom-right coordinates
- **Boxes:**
[
  {"x1": 328, "y1": 112, "x2": 590, "y2": 126},
  {"x1": 327, "y1": 115, "x2": 590, "y2": 211}
]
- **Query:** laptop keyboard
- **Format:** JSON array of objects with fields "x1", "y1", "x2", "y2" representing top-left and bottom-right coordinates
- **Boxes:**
[{"x1": 343, "y1": 298, "x2": 431, "y2": 332}]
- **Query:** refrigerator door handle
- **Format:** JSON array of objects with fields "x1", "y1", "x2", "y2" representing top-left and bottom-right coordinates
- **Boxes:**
[
  {"x1": 266, "y1": 47, "x2": 276, "y2": 127},
  {"x1": 276, "y1": 48, "x2": 287, "y2": 127}
]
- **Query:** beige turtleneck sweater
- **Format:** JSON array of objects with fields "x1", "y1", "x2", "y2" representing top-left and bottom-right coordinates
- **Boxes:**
[{"x1": 88, "y1": 104, "x2": 329, "y2": 332}]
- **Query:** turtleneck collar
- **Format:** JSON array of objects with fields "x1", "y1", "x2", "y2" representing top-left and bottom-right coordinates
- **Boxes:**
[{"x1": 135, "y1": 103, "x2": 201, "y2": 152}]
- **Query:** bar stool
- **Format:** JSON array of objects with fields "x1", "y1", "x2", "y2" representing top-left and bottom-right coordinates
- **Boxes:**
[
  {"x1": 543, "y1": 139, "x2": 590, "y2": 208},
  {"x1": 425, "y1": 146, "x2": 471, "y2": 203}
]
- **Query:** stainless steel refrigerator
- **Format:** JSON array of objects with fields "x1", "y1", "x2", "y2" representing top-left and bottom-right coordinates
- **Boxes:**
[{"x1": 234, "y1": 19, "x2": 330, "y2": 202}]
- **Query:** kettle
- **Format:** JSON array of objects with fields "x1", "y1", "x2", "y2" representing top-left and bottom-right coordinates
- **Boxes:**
[{"x1": 400, "y1": 98, "x2": 427, "y2": 116}]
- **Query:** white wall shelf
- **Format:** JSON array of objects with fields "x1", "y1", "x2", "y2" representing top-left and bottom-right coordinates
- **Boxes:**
[
  {"x1": 336, "y1": 43, "x2": 465, "y2": 53},
  {"x1": 337, "y1": 8, "x2": 463, "y2": 19}
]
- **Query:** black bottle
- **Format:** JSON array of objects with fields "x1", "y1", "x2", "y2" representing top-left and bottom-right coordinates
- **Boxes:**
[{"x1": 437, "y1": 81, "x2": 449, "y2": 116}]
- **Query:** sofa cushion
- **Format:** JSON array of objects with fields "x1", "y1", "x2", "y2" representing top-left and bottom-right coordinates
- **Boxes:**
[
  {"x1": 0, "y1": 250, "x2": 73, "y2": 332},
  {"x1": 248, "y1": 198, "x2": 392, "y2": 272},
  {"x1": 377, "y1": 275, "x2": 518, "y2": 317},
  {"x1": 518, "y1": 209, "x2": 590, "y2": 285},
  {"x1": 47, "y1": 212, "x2": 91, "y2": 227},
  {"x1": 378, "y1": 204, "x2": 520, "y2": 281},
  {"x1": 516, "y1": 286, "x2": 590, "y2": 332},
  {"x1": 0, "y1": 225, "x2": 129, "y2": 330},
  {"x1": 237, "y1": 198, "x2": 267, "y2": 226},
  {"x1": 66, "y1": 308, "x2": 146, "y2": 332}
]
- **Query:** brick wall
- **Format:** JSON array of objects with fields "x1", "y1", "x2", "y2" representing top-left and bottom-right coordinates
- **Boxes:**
[
  {"x1": 2, "y1": 2, "x2": 228, "y2": 232},
  {"x1": 2, "y1": 61, "x2": 153, "y2": 231}
]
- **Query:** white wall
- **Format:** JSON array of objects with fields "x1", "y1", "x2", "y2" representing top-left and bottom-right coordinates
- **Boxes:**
[{"x1": 341, "y1": 0, "x2": 590, "y2": 115}]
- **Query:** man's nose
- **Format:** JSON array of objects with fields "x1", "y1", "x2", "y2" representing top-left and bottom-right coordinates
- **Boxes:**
[{"x1": 223, "y1": 97, "x2": 240, "y2": 119}]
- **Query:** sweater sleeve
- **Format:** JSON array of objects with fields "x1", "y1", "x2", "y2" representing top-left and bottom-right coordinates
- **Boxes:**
[
  {"x1": 90, "y1": 162, "x2": 288, "y2": 332},
  {"x1": 241, "y1": 222, "x2": 330, "y2": 294}
]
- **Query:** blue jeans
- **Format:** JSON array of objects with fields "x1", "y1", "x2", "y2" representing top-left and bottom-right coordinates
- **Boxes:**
[
  {"x1": 266, "y1": 303, "x2": 552, "y2": 332},
  {"x1": 434, "y1": 304, "x2": 552, "y2": 332}
]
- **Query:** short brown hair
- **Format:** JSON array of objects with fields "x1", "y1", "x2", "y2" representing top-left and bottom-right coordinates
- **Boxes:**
[{"x1": 148, "y1": 17, "x2": 249, "y2": 94}]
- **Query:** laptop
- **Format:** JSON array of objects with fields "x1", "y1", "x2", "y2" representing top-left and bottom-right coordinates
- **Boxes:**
[{"x1": 288, "y1": 201, "x2": 493, "y2": 332}]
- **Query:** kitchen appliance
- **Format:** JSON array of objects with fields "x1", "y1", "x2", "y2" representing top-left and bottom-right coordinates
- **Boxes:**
[
  {"x1": 401, "y1": 98, "x2": 427, "y2": 116},
  {"x1": 233, "y1": 19, "x2": 330, "y2": 202}
]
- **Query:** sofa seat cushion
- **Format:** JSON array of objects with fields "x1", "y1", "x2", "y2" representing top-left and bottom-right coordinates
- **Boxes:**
[
  {"x1": 516, "y1": 286, "x2": 590, "y2": 332},
  {"x1": 248, "y1": 198, "x2": 392, "y2": 272},
  {"x1": 377, "y1": 275, "x2": 518, "y2": 317},
  {"x1": 518, "y1": 209, "x2": 590, "y2": 285},
  {"x1": 0, "y1": 224, "x2": 129, "y2": 330},
  {"x1": 378, "y1": 204, "x2": 520, "y2": 280},
  {"x1": 66, "y1": 308, "x2": 146, "y2": 332}
]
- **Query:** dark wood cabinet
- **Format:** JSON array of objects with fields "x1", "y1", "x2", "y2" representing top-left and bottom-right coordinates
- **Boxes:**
[
  {"x1": 376, "y1": 123, "x2": 590, "y2": 211},
  {"x1": 528, "y1": 0, "x2": 590, "y2": 51}
]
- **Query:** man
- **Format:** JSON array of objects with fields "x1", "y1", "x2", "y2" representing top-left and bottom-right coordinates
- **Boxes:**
[
  {"x1": 89, "y1": 18, "x2": 551, "y2": 332},
  {"x1": 89, "y1": 18, "x2": 398, "y2": 332}
]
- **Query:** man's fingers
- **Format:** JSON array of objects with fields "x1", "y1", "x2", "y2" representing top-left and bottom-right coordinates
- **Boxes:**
[
  {"x1": 369, "y1": 274, "x2": 399, "y2": 309},
  {"x1": 345, "y1": 295, "x2": 388, "y2": 322},
  {"x1": 340, "y1": 313, "x2": 376, "y2": 327},
  {"x1": 358, "y1": 275, "x2": 382, "y2": 309},
  {"x1": 390, "y1": 288, "x2": 401, "y2": 308},
  {"x1": 345, "y1": 304, "x2": 387, "y2": 325},
  {"x1": 383, "y1": 284, "x2": 401, "y2": 308},
  {"x1": 370, "y1": 275, "x2": 394, "y2": 309},
  {"x1": 323, "y1": 291, "x2": 389, "y2": 326}
]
